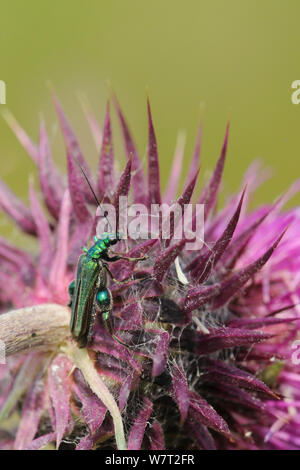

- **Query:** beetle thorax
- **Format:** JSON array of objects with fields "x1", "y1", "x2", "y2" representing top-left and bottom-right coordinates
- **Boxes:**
[{"x1": 87, "y1": 238, "x2": 109, "y2": 258}]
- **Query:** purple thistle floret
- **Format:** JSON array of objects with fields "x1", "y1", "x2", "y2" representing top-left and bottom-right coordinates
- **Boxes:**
[{"x1": 0, "y1": 95, "x2": 300, "y2": 450}]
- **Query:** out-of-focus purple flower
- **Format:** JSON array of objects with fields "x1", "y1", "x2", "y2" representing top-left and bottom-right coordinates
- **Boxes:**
[{"x1": 0, "y1": 94, "x2": 299, "y2": 450}]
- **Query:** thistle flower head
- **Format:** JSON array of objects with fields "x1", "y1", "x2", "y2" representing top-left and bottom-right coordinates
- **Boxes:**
[{"x1": 0, "y1": 95, "x2": 300, "y2": 450}]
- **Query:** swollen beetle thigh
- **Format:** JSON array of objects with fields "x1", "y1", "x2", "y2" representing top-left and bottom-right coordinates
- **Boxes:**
[{"x1": 94, "y1": 265, "x2": 113, "y2": 315}]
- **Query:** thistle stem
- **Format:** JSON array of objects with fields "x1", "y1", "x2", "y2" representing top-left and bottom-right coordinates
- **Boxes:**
[
  {"x1": 65, "y1": 343, "x2": 127, "y2": 450},
  {"x1": 0, "y1": 304, "x2": 70, "y2": 357}
]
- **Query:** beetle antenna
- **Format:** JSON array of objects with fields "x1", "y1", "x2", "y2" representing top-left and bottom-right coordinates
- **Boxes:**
[
  {"x1": 71, "y1": 153, "x2": 114, "y2": 234},
  {"x1": 71, "y1": 154, "x2": 101, "y2": 207},
  {"x1": 103, "y1": 210, "x2": 113, "y2": 233}
]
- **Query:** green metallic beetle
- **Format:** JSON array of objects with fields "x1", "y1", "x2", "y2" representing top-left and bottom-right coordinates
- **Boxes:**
[
  {"x1": 68, "y1": 233, "x2": 120, "y2": 348},
  {"x1": 68, "y1": 157, "x2": 145, "y2": 348}
]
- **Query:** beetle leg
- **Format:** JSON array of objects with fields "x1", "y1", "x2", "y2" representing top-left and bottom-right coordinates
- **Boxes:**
[
  {"x1": 112, "y1": 334, "x2": 130, "y2": 348},
  {"x1": 103, "y1": 262, "x2": 151, "y2": 287},
  {"x1": 110, "y1": 251, "x2": 148, "y2": 262},
  {"x1": 102, "y1": 311, "x2": 114, "y2": 336},
  {"x1": 102, "y1": 253, "x2": 122, "y2": 262},
  {"x1": 102, "y1": 262, "x2": 132, "y2": 285}
]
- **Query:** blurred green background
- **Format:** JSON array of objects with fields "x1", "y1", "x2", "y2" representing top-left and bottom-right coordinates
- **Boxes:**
[{"x1": 1, "y1": 0, "x2": 300, "y2": 239}]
